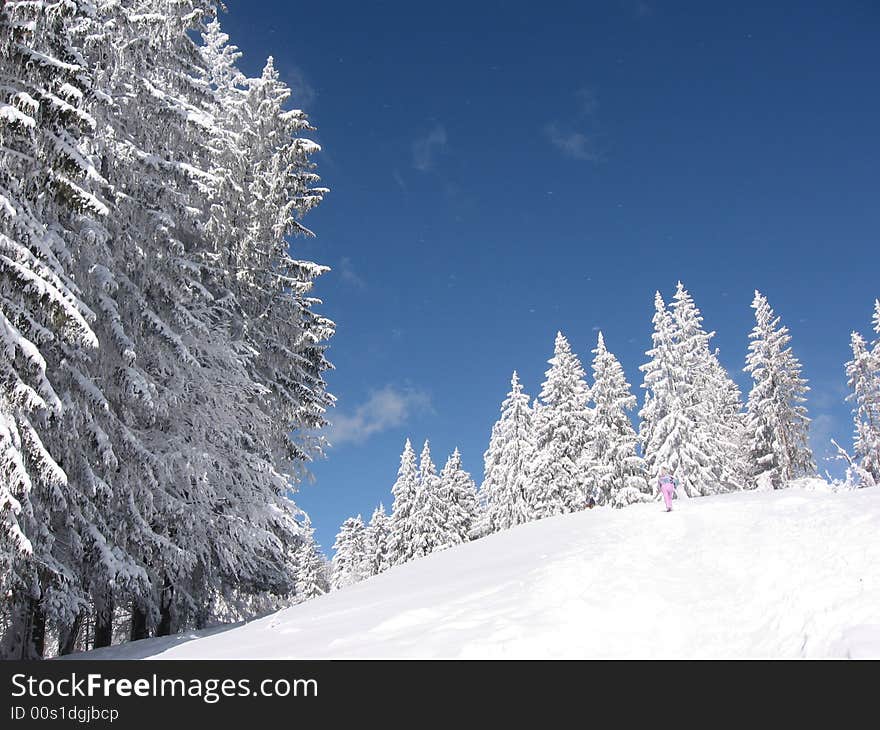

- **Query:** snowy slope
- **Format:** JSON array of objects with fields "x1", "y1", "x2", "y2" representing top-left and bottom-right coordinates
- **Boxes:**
[{"x1": 68, "y1": 486, "x2": 880, "y2": 659}]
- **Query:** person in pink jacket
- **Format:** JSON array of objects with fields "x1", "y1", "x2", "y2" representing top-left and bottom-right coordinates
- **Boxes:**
[{"x1": 658, "y1": 468, "x2": 677, "y2": 512}]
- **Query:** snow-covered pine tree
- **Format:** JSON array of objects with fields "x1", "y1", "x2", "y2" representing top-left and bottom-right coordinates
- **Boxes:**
[
  {"x1": 42, "y1": 0, "x2": 234, "y2": 643},
  {"x1": 743, "y1": 290, "x2": 814, "y2": 488},
  {"x1": 178, "y1": 37, "x2": 334, "y2": 624},
  {"x1": 530, "y1": 332, "x2": 592, "y2": 516},
  {"x1": 410, "y1": 440, "x2": 449, "y2": 558},
  {"x1": 639, "y1": 291, "x2": 711, "y2": 498},
  {"x1": 476, "y1": 418, "x2": 504, "y2": 538},
  {"x1": 388, "y1": 439, "x2": 420, "y2": 566},
  {"x1": 669, "y1": 282, "x2": 744, "y2": 493},
  {"x1": 82, "y1": 4, "x2": 329, "y2": 636},
  {"x1": 193, "y1": 33, "x2": 333, "y2": 618},
  {"x1": 483, "y1": 371, "x2": 536, "y2": 531},
  {"x1": 875, "y1": 299, "x2": 880, "y2": 339},
  {"x1": 438, "y1": 448, "x2": 480, "y2": 545},
  {"x1": 707, "y1": 352, "x2": 749, "y2": 490},
  {"x1": 1, "y1": 0, "x2": 334, "y2": 655},
  {"x1": 331, "y1": 516, "x2": 369, "y2": 590},
  {"x1": 223, "y1": 54, "x2": 333, "y2": 481},
  {"x1": 0, "y1": 0, "x2": 117, "y2": 659},
  {"x1": 294, "y1": 521, "x2": 329, "y2": 601},
  {"x1": 589, "y1": 333, "x2": 649, "y2": 507},
  {"x1": 842, "y1": 303, "x2": 880, "y2": 485},
  {"x1": 365, "y1": 504, "x2": 391, "y2": 576}
]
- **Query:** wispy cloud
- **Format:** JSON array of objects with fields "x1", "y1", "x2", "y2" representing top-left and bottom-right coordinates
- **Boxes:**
[
  {"x1": 811, "y1": 413, "x2": 846, "y2": 476},
  {"x1": 811, "y1": 413, "x2": 837, "y2": 447},
  {"x1": 283, "y1": 64, "x2": 317, "y2": 109},
  {"x1": 338, "y1": 256, "x2": 366, "y2": 289},
  {"x1": 412, "y1": 124, "x2": 447, "y2": 171},
  {"x1": 544, "y1": 88, "x2": 602, "y2": 162},
  {"x1": 327, "y1": 385, "x2": 432, "y2": 446},
  {"x1": 811, "y1": 381, "x2": 849, "y2": 410},
  {"x1": 544, "y1": 122, "x2": 600, "y2": 162}
]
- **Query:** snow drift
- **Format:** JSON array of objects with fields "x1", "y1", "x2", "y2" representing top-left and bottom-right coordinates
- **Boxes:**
[{"x1": 67, "y1": 486, "x2": 880, "y2": 659}]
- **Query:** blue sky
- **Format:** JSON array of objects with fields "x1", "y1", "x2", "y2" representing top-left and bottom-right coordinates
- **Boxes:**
[{"x1": 221, "y1": 1, "x2": 880, "y2": 553}]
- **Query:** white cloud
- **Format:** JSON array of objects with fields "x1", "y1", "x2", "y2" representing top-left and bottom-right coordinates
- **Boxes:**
[
  {"x1": 412, "y1": 124, "x2": 447, "y2": 171},
  {"x1": 545, "y1": 87, "x2": 602, "y2": 162},
  {"x1": 283, "y1": 65, "x2": 317, "y2": 109},
  {"x1": 544, "y1": 122, "x2": 599, "y2": 161},
  {"x1": 811, "y1": 413, "x2": 835, "y2": 443},
  {"x1": 327, "y1": 385, "x2": 431, "y2": 446},
  {"x1": 338, "y1": 256, "x2": 366, "y2": 289}
]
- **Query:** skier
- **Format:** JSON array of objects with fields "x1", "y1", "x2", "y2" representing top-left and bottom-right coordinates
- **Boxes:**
[{"x1": 658, "y1": 468, "x2": 677, "y2": 512}]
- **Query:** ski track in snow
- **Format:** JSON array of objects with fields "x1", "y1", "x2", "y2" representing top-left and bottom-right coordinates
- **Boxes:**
[{"x1": 66, "y1": 486, "x2": 880, "y2": 659}]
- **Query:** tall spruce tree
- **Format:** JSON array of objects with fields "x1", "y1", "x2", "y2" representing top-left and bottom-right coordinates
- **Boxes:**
[
  {"x1": 294, "y1": 520, "x2": 329, "y2": 601},
  {"x1": 331, "y1": 516, "x2": 368, "y2": 590},
  {"x1": 482, "y1": 371, "x2": 536, "y2": 531},
  {"x1": 640, "y1": 284, "x2": 744, "y2": 498},
  {"x1": 639, "y1": 291, "x2": 708, "y2": 497},
  {"x1": 388, "y1": 439, "x2": 419, "y2": 566},
  {"x1": 669, "y1": 282, "x2": 744, "y2": 493},
  {"x1": 438, "y1": 448, "x2": 479, "y2": 545},
  {"x1": 365, "y1": 504, "x2": 391, "y2": 576},
  {"x1": 0, "y1": 0, "x2": 117, "y2": 659},
  {"x1": 410, "y1": 440, "x2": 448, "y2": 558},
  {"x1": 1, "y1": 2, "x2": 333, "y2": 656},
  {"x1": 530, "y1": 332, "x2": 592, "y2": 516},
  {"x1": 743, "y1": 290, "x2": 814, "y2": 487},
  {"x1": 476, "y1": 418, "x2": 504, "y2": 538},
  {"x1": 842, "y1": 302, "x2": 880, "y2": 485},
  {"x1": 589, "y1": 333, "x2": 648, "y2": 506}
]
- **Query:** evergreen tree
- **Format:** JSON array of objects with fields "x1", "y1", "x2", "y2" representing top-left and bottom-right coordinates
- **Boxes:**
[
  {"x1": 0, "y1": 0, "x2": 115, "y2": 658},
  {"x1": 476, "y1": 418, "x2": 504, "y2": 538},
  {"x1": 388, "y1": 439, "x2": 419, "y2": 566},
  {"x1": 439, "y1": 448, "x2": 479, "y2": 545},
  {"x1": 669, "y1": 282, "x2": 744, "y2": 493},
  {"x1": 708, "y1": 352, "x2": 749, "y2": 490},
  {"x1": 589, "y1": 333, "x2": 649, "y2": 506},
  {"x1": 365, "y1": 504, "x2": 391, "y2": 576},
  {"x1": 1, "y1": 2, "x2": 333, "y2": 654},
  {"x1": 530, "y1": 332, "x2": 592, "y2": 516},
  {"x1": 410, "y1": 440, "x2": 448, "y2": 558},
  {"x1": 295, "y1": 534, "x2": 329, "y2": 601},
  {"x1": 639, "y1": 284, "x2": 745, "y2": 498},
  {"x1": 483, "y1": 371, "x2": 536, "y2": 531},
  {"x1": 842, "y1": 303, "x2": 880, "y2": 485},
  {"x1": 331, "y1": 516, "x2": 368, "y2": 590},
  {"x1": 75, "y1": 3, "x2": 329, "y2": 635},
  {"x1": 639, "y1": 291, "x2": 711, "y2": 497},
  {"x1": 743, "y1": 290, "x2": 814, "y2": 487}
]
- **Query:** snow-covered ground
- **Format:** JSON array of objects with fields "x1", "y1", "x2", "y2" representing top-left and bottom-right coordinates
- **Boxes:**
[{"x1": 67, "y1": 485, "x2": 880, "y2": 659}]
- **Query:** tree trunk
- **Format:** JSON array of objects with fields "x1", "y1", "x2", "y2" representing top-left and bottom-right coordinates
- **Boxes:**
[
  {"x1": 0, "y1": 599, "x2": 37, "y2": 659},
  {"x1": 29, "y1": 598, "x2": 46, "y2": 658},
  {"x1": 130, "y1": 604, "x2": 149, "y2": 641},
  {"x1": 156, "y1": 576, "x2": 174, "y2": 637},
  {"x1": 94, "y1": 595, "x2": 114, "y2": 649},
  {"x1": 58, "y1": 613, "x2": 84, "y2": 656}
]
